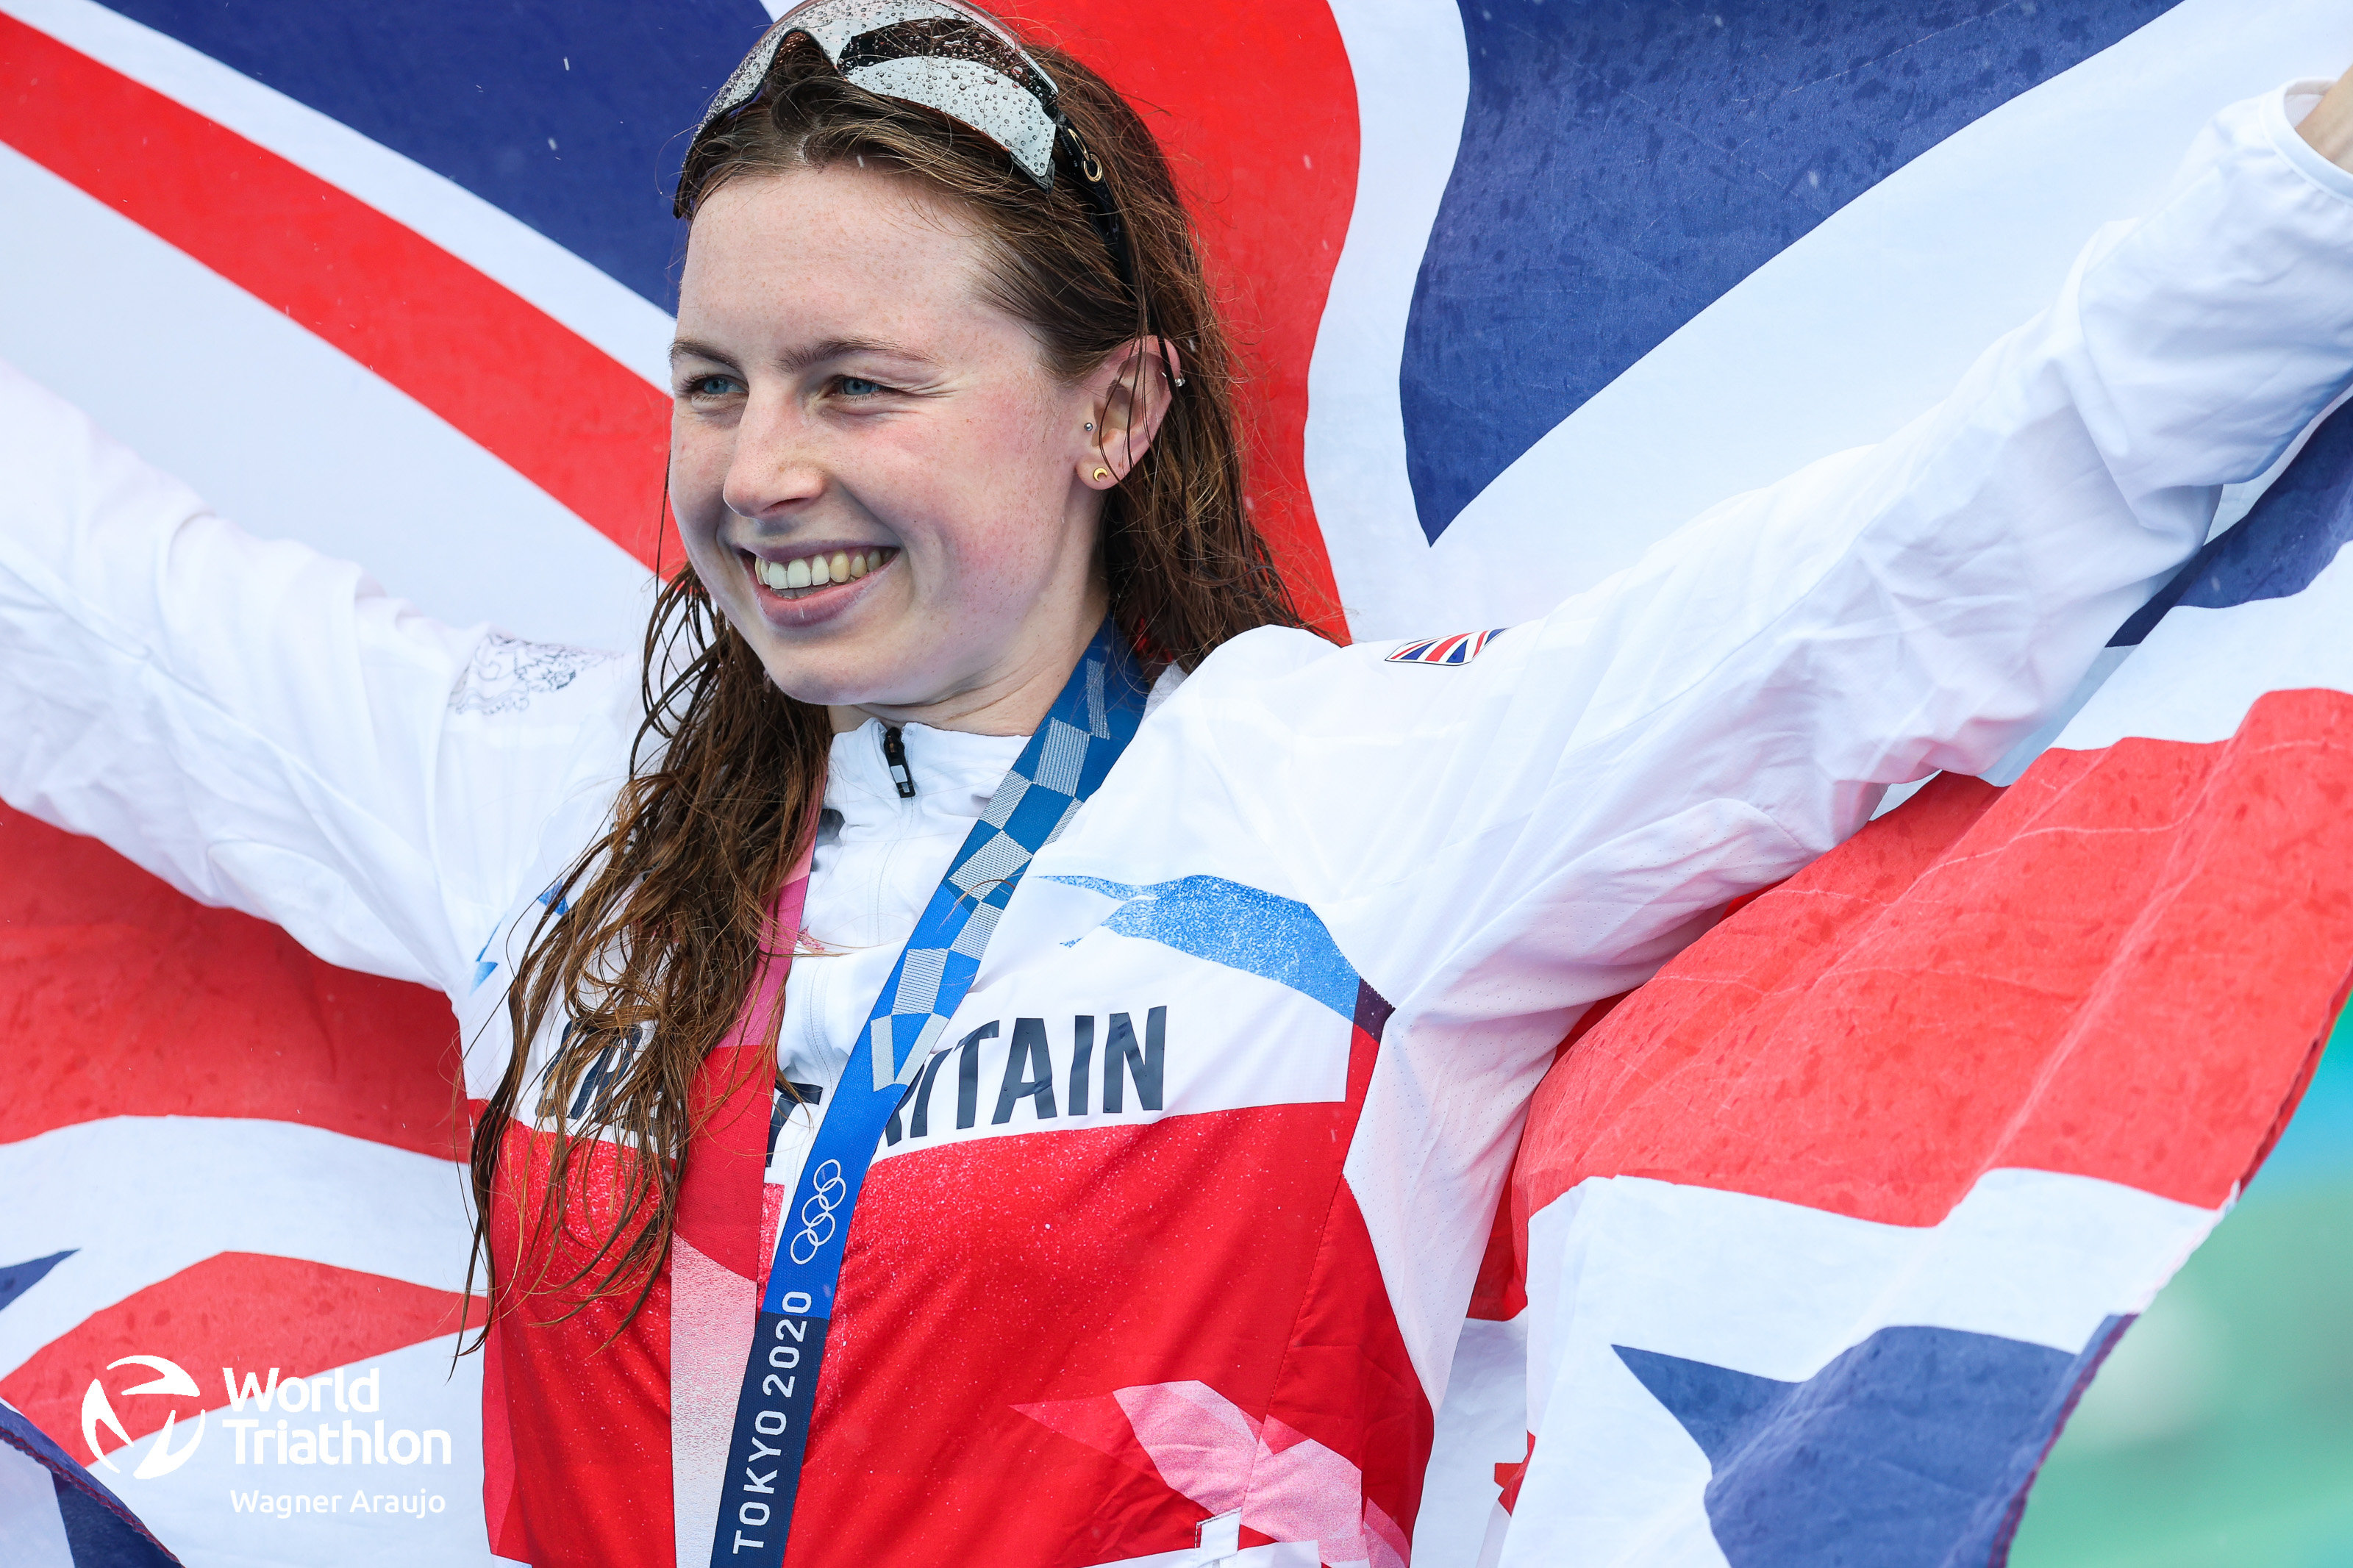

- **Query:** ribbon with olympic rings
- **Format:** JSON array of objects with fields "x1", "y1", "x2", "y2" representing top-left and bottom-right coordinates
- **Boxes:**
[
  {"x1": 787, "y1": 1159, "x2": 848, "y2": 1264},
  {"x1": 707, "y1": 617, "x2": 1149, "y2": 1567}
]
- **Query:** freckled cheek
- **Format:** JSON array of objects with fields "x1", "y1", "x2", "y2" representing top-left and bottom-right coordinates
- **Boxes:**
[
  {"x1": 912, "y1": 418, "x2": 1071, "y2": 583},
  {"x1": 880, "y1": 476, "x2": 1017, "y2": 579},
  {"x1": 921, "y1": 512, "x2": 1063, "y2": 612}
]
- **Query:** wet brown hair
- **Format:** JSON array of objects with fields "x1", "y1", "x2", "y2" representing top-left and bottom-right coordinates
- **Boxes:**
[{"x1": 465, "y1": 24, "x2": 1320, "y2": 1333}]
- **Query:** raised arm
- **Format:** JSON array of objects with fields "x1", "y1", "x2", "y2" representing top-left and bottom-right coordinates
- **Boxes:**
[
  {"x1": 0, "y1": 361, "x2": 635, "y2": 992},
  {"x1": 1151, "y1": 79, "x2": 2353, "y2": 1018},
  {"x1": 2295, "y1": 54, "x2": 2353, "y2": 165}
]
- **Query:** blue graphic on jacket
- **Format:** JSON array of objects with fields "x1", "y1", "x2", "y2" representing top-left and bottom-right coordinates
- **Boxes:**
[
  {"x1": 1048, "y1": 875, "x2": 1363, "y2": 1023},
  {"x1": 475, "y1": 881, "x2": 570, "y2": 991},
  {"x1": 1616, "y1": 1317, "x2": 2130, "y2": 1567},
  {"x1": 471, "y1": 932, "x2": 501, "y2": 993},
  {"x1": 1405, "y1": 0, "x2": 2177, "y2": 542}
]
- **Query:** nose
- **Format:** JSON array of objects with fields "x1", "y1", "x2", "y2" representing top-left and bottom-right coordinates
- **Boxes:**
[{"x1": 721, "y1": 393, "x2": 826, "y2": 523}]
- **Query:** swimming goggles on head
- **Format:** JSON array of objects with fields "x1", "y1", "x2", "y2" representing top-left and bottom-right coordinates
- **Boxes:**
[
  {"x1": 685, "y1": 0, "x2": 1088, "y2": 189},
  {"x1": 682, "y1": 0, "x2": 1152, "y2": 334}
]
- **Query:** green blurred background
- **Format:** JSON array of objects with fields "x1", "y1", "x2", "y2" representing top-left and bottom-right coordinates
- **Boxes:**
[{"x1": 2012, "y1": 1004, "x2": 2353, "y2": 1567}]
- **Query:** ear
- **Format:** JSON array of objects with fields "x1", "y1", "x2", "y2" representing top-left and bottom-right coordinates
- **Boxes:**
[{"x1": 1076, "y1": 338, "x2": 1180, "y2": 489}]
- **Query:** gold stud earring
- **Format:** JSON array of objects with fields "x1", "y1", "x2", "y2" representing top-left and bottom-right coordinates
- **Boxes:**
[{"x1": 1093, "y1": 467, "x2": 1110, "y2": 482}]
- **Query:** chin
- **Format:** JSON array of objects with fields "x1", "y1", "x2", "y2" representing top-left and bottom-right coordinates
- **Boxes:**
[
  {"x1": 747, "y1": 640, "x2": 913, "y2": 709},
  {"x1": 754, "y1": 660, "x2": 870, "y2": 709}
]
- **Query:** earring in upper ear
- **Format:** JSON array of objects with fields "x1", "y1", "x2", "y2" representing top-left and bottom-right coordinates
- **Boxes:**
[{"x1": 1093, "y1": 468, "x2": 1110, "y2": 482}]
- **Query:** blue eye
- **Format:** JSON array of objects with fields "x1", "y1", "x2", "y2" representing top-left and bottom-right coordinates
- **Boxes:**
[
  {"x1": 684, "y1": 374, "x2": 739, "y2": 398},
  {"x1": 838, "y1": 376, "x2": 883, "y2": 397}
]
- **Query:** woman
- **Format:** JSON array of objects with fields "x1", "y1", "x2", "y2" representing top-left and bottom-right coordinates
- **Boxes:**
[{"x1": 7, "y1": 1, "x2": 2353, "y2": 1563}]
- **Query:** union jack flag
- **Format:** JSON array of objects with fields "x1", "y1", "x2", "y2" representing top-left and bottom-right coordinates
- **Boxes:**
[{"x1": 3, "y1": 1, "x2": 2349, "y2": 1565}]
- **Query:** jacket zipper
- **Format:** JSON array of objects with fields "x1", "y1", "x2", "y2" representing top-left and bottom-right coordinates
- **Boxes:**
[{"x1": 882, "y1": 725, "x2": 917, "y2": 799}]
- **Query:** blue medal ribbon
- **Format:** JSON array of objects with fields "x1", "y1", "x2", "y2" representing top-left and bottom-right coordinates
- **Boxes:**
[{"x1": 707, "y1": 620, "x2": 1149, "y2": 1566}]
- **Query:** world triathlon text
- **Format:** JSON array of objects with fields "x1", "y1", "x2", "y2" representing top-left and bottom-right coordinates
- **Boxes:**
[{"x1": 215, "y1": 1366, "x2": 452, "y2": 1465}]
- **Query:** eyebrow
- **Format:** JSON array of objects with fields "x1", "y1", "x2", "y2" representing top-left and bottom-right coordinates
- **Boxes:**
[
  {"x1": 667, "y1": 334, "x2": 938, "y2": 373},
  {"x1": 668, "y1": 337, "x2": 742, "y2": 370}
]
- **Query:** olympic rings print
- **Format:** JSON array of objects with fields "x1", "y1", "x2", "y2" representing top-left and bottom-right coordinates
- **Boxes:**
[{"x1": 788, "y1": 1159, "x2": 849, "y2": 1264}]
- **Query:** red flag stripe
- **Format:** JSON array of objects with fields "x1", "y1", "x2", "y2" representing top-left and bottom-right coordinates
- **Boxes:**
[
  {"x1": 0, "y1": 803, "x2": 464, "y2": 1156},
  {"x1": 1518, "y1": 688, "x2": 2353, "y2": 1231},
  {"x1": 0, "y1": 12, "x2": 674, "y2": 570}
]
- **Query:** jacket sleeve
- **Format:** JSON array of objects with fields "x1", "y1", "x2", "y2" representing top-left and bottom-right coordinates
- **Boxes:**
[
  {"x1": 1163, "y1": 82, "x2": 2353, "y2": 1019},
  {"x1": 0, "y1": 359, "x2": 638, "y2": 993}
]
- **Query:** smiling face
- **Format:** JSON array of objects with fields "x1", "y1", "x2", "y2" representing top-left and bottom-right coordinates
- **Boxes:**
[{"x1": 670, "y1": 165, "x2": 1138, "y2": 734}]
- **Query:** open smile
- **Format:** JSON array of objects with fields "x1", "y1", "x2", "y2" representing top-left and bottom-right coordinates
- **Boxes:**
[
  {"x1": 740, "y1": 544, "x2": 899, "y2": 628},
  {"x1": 748, "y1": 545, "x2": 898, "y2": 599}
]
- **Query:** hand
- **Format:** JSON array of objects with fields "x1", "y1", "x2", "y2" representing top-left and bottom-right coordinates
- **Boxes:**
[{"x1": 2296, "y1": 62, "x2": 2353, "y2": 171}]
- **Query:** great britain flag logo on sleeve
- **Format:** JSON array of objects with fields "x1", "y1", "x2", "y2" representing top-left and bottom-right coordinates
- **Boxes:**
[
  {"x1": 6, "y1": 1, "x2": 2353, "y2": 1567},
  {"x1": 1385, "y1": 630, "x2": 1504, "y2": 667}
]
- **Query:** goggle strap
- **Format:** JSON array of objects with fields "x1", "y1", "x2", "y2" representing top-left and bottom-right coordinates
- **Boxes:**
[{"x1": 1057, "y1": 117, "x2": 1138, "y2": 301}]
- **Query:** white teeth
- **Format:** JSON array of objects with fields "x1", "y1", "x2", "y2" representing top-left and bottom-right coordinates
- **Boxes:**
[{"x1": 754, "y1": 548, "x2": 890, "y2": 595}]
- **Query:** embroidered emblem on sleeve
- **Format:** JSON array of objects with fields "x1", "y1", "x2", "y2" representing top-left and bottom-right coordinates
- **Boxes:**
[
  {"x1": 1385, "y1": 628, "x2": 1504, "y2": 666},
  {"x1": 449, "y1": 633, "x2": 615, "y2": 715}
]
